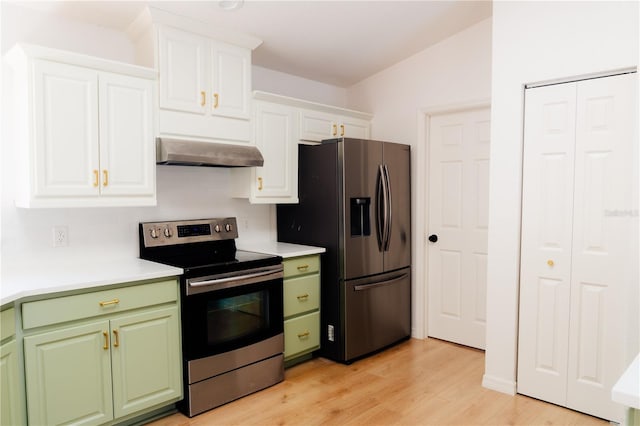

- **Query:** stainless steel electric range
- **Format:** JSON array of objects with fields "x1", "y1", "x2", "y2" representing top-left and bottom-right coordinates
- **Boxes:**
[{"x1": 139, "y1": 217, "x2": 284, "y2": 417}]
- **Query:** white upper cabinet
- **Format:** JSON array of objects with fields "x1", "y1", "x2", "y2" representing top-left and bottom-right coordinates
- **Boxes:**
[
  {"x1": 6, "y1": 44, "x2": 157, "y2": 208},
  {"x1": 232, "y1": 100, "x2": 298, "y2": 204},
  {"x1": 158, "y1": 26, "x2": 251, "y2": 120},
  {"x1": 129, "y1": 8, "x2": 261, "y2": 145},
  {"x1": 299, "y1": 108, "x2": 371, "y2": 142}
]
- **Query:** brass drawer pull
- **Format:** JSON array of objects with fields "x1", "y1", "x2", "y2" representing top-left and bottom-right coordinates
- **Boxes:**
[
  {"x1": 213, "y1": 93, "x2": 219, "y2": 109},
  {"x1": 103, "y1": 331, "x2": 109, "y2": 350},
  {"x1": 340, "y1": 124, "x2": 345, "y2": 136},
  {"x1": 297, "y1": 331, "x2": 310, "y2": 339},
  {"x1": 99, "y1": 298, "x2": 119, "y2": 307},
  {"x1": 113, "y1": 330, "x2": 120, "y2": 347},
  {"x1": 332, "y1": 124, "x2": 337, "y2": 136},
  {"x1": 296, "y1": 264, "x2": 309, "y2": 272},
  {"x1": 102, "y1": 170, "x2": 109, "y2": 187},
  {"x1": 93, "y1": 170, "x2": 99, "y2": 187},
  {"x1": 296, "y1": 293, "x2": 309, "y2": 301},
  {"x1": 200, "y1": 91, "x2": 206, "y2": 107}
]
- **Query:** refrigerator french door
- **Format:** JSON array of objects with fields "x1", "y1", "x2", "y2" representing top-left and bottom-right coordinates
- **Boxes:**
[{"x1": 277, "y1": 138, "x2": 411, "y2": 363}]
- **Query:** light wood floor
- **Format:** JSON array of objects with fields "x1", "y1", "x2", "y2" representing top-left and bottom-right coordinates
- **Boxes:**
[{"x1": 149, "y1": 338, "x2": 607, "y2": 425}]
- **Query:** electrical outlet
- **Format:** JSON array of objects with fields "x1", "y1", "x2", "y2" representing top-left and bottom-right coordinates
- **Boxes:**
[{"x1": 52, "y1": 226, "x2": 68, "y2": 247}]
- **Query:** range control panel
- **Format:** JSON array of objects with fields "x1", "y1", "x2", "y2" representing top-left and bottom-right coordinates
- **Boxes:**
[{"x1": 140, "y1": 218, "x2": 239, "y2": 248}]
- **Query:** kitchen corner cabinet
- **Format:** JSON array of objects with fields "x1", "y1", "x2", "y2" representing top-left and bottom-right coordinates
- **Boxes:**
[
  {"x1": 22, "y1": 279, "x2": 182, "y2": 426},
  {"x1": 283, "y1": 255, "x2": 321, "y2": 366},
  {"x1": 1, "y1": 308, "x2": 25, "y2": 426},
  {"x1": 299, "y1": 108, "x2": 371, "y2": 142},
  {"x1": 6, "y1": 44, "x2": 157, "y2": 208},
  {"x1": 231, "y1": 100, "x2": 298, "y2": 204}
]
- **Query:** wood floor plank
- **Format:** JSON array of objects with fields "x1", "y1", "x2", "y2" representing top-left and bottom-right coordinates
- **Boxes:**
[{"x1": 148, "y1": 338, "x2": 608, "y2": 425}]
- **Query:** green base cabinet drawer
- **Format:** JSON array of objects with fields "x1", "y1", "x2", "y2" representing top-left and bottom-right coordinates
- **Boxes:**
[
  {"x1": 283, "y1": 274, "x2": 320, "y2": 317},
  {"x1": 283, "y1": 255, "x2": 320, "y2": 278},
  {"x1": 22, "y1": 279, "x2": 178, "y2": 329},
  {"x1": 284, "y1": 311, "x2": 320, "y2": 360}
]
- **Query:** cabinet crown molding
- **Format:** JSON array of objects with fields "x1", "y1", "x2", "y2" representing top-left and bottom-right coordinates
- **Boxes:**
[
  {"x1": 5, "y1": 43, "x2": 157, "y2": 80},
  {"x1": 127, "y1": 6, "x2": 262, "y2": 51},
  {"x1": 253, "y1": 91, "x2": 373, "y2": 121}
]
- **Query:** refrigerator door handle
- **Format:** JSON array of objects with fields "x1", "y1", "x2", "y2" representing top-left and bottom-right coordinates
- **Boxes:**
[
  {"x1": 353, "y1": 272, "x2": 409, "y2": 291},
  {"x1": 376, "y1": 165, "x2": 385, "y2": 251},
  {"x1": 383, "y1": 164, "x2": 392, "y2": 251}
]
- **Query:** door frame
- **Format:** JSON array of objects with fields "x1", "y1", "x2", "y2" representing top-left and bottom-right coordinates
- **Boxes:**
[{"x1": 414, "y1": 99, "x2": 491, "y2": 340}]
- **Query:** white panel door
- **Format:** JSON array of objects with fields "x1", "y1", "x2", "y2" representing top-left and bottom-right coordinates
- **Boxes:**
[
  {"x1": 210, "y1": 41, "x2": 251, "y2": 119},
  {"x1": 566, "y1": 73, "x2": 637, "y2": 422},
  {"x1": 33, "y1": 59, "x2": 99, "y2": 197},
  {"x1": 427, "y1": 107, "x2": 491, "y2": 349},
  {"x1": 98, "y1": 72, "x2": 155, "y2": 197},
  {"x1": 517, "y1": 82, "x2": 577, "y2": 405},
  {"x1": 158, "y1": 26, "x2": 206, "y2": 114}
]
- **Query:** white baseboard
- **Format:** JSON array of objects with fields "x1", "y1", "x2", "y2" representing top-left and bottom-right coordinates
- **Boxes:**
[{"x1": 482, "y1": 374, "x2": 517, "y2": 395}]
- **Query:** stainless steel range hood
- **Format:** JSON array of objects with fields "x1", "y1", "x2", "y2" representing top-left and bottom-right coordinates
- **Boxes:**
[{"x1": 156, "y1": 138, "x2": 264, "y2": 167}]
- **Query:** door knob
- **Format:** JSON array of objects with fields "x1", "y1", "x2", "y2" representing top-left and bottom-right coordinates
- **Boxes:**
[{"x1": 428, "y1": 234, "x2": 438, "y2": 243}]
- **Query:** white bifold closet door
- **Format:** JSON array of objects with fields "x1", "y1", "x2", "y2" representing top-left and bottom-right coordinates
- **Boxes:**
[{"x1": 518, "y1": 72, "x2": 638, "y2": 423}]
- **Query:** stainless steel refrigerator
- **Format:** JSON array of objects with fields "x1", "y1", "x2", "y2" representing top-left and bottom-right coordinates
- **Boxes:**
[{"x1": 277, "y1": 137, "x2": 411, "y2": 363}]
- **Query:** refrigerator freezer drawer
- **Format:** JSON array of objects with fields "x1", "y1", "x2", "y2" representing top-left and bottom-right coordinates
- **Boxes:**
[{"x1": 343, "y1": 268, "x2": 411, "y2": 361}]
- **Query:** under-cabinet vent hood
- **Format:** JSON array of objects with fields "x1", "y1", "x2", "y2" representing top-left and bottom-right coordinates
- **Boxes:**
[{"x1": 156, "y1": 138, "x2": 264, "y2": 167}]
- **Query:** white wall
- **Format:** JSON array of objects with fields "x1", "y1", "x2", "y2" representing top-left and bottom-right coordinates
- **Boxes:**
[
  {"x1": 483, "y1": 1, "x2": 638, "y2": 394},
  {"x1": 347, "y1": 18, "x2": 492, "y2": 338},
  {"x1": 253, "y1": 65, "x2": 347, "y2": 107},
  {"x1": 0, "y1": 3, "x2": 345, "y2": 270}
]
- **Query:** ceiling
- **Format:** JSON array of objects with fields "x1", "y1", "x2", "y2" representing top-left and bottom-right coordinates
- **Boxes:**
[{"x1": 12, "y1": 1, "x2": 492, "y2": 87}]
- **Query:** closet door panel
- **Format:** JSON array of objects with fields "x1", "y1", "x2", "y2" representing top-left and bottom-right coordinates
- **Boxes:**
[
  {"x1": 517, "y1": 83, "x2": 577, "y2": 405},
  {"x1": 566, "y1": 73, "x2": 637, "y2": 423}
]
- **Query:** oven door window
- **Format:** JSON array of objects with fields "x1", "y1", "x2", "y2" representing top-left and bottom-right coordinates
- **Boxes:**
[{"x1": 183, "y1": 279, "x2": 283, "y2": 360}]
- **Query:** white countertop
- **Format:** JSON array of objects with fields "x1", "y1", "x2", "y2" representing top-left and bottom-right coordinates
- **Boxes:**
[
  {"x1": 1, "y1": 257, "x2": 183, "y2": 306},
  {"x1": 612, "y1": 353, "x2": 640, "y2": 409},
  {"x1": 238, "y1": 241, "x2": 325, "y2": 258}
]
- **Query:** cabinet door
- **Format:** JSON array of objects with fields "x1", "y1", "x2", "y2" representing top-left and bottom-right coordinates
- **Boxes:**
[
  {"x1": 210, "y1": 41, "x2": 251, "y2": 119},
  {"x1": 98, "y1": 72, "x2": 155, "y2": 197},
  {"x1": 24, "y1": 321, "x2": 113, "y2": 426},
  {"x1": 1, "y1": 340, "x2": 24, "y2": 426},
  {"x1": 341, "y1": 116, "x2": 370, "y2": 140},
  {"x1": 299, "y1": 109, "x2": 335, "y2": 142},
  {"x1": 158, "y1": 26, "x2": 207, "y2": 114},
  {"x1": 33, "y1": 59, "x2": 100, "y2": 197},
  {"x1": 110, "y1": 307, "x2": 182, "y2": 419},
  {"x1": 252, "y1": 102, "x2": 298, "y2": 202}
]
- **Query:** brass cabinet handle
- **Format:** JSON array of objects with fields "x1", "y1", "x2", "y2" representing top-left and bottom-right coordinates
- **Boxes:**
[
  {"x1": 102, "y1": 170, "x2": 109, "y2": 187},
  {"x1": 297, "y1": 331, "x2": 310, "y2": 339},
  {"x1": 257, "y1": 177, "x2": 263, "y2": 191},
  {"x1": 332, "y1": 124, "x2": 337, "y2": 136},
  {"x1": 200, "y1": 91, "x2": 206, "y2": 107},
  {"x1": 93, "y1": 170, "x2": 99, "y2": 187},
  {"x1": 103, "y1": 331, "x2": 109, "y2": 350},
  {"x1": 296, "y1": 293, "x2": 309, "y2": 300},
  {"x1": 547, "y1": 259, "x2": 555, "y2": 267},
  {"x1": 99, "y1": 298, "x2": 119, "y2": 307},
  {"x1": 213, "y1": 93, "x2": 219, "y2": 109},
  {"x1": 340, "y1": 124, "x2": 345, "y2": 136},
  {"x1": 113, "y1": 330, "x2": 120, "y2": 347},
  {"x1": 296, "y1": 264, "x2": 309, "y2": 271}
]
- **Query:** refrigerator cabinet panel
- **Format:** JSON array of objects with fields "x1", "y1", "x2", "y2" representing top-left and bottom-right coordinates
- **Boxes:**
[
  {"x1": 382, "y1": 142, "x2": 412, "y2": 271},
  {"x1": 343, "y1": 138, "x2": 384, "y2": 279},
  {"x1": 343, "y1": 267, "x2": 411, "y2": 361}
]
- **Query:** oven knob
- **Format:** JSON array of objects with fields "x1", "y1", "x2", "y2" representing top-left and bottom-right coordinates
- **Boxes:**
[
  {"x1": 214, "y1": 224, "x2": 221, "y2": 233},
  {"x1": 225, "y1": 223, "x2": 233, "y2": 232},
  {"x1": 149, "y1": 228, "x2": 159, "y2": 239},
  {"x1": 163, "y1": 227, "x2": 173, "y2": 238}
]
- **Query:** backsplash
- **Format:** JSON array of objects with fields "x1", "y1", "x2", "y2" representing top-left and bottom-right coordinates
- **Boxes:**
[{"x1": 1, "y1": 166, "x2": 275, "y2": 267}]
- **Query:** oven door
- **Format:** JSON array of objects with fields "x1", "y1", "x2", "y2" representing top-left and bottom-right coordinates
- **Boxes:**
[{"x1": 182, "y1": 265, "x2": 284, "y2": 361}]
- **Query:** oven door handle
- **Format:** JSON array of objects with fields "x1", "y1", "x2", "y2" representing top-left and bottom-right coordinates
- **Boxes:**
[{"x1": 186, "y1": 267, "x2": 284, "y2": 294}]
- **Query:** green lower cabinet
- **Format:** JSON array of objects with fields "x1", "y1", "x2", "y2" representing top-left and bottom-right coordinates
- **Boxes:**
[
  {"x1": 24, "y1": 305, "x2": 182, "y2": 425},
  {"x1": 24, "y1": 320, "x2": 114, "y2": 426},
  {"x1": 111, "y1": 307, "x2": 182, "y2": 419},
  {"x1": 282, "y1": 254, "x2": 321, "y2": 366},
  {"x1": 1, "y1": 338, "x2": 25, "y2": 425}
]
